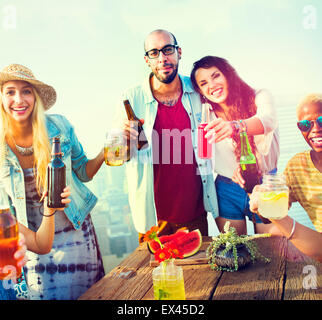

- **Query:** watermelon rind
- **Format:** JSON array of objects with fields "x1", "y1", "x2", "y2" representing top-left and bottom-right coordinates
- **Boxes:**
[{"x1": 170, "y1": 229, "x2": 202, "y2": 258}]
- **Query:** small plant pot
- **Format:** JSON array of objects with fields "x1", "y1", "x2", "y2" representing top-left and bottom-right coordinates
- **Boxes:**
[{"x1": 214, "y1": 244, "x2": 251, "y2": 270}]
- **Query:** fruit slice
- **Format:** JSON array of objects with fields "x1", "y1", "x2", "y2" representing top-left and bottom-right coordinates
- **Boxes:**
[
  {"x1": 147, "y1": 229, "x2": 203, "y2": 258},
  {"x1": 147, "y1": 229, "x2": 189, "y2": 254},
  {"x1": 260, "y1": 192, "x2": 287, "y2": 201},
  {"x1": 168, "y1": 229, "x2": 202, "y2": 258}
]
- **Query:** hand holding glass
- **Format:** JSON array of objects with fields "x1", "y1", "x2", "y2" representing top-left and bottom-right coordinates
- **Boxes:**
[{"x1": 258, "y1": 174, "x2": 289, "y2": 220}]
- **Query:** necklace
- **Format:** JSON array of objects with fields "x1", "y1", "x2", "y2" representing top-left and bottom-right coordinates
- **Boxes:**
[
  {"x1": 12, "y1": 137, "x2": 34, "y2": 156},
  {"x1": 15, "y1": 144, "x2": 34, "y2": 156}
]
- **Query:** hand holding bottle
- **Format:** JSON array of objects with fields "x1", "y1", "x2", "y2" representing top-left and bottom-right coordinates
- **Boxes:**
[
  {"x1": 23, "y1": 186, "x2": 71, "y2": 255},
  {"x1": 13, "y1": 233, "x2": 27, "y2": 271},
  {"x1": 43, "y1": 186, "x2": 71, "y2": 216},
  {"x1": 231, "y1": 166, "x2": 245, "y2": 188},
  {"x1": 248, "y1": 185, "x2": 261, "y2": 213},
  {"x1": 0, "y1": 233, "x2": 27, "y2": 281},
  {"x1": 123, "y1": 99, "x2": 149, "y2": 151},
  {"x1": 123, "y1": 118, "x2": 145, "y2": 142}
]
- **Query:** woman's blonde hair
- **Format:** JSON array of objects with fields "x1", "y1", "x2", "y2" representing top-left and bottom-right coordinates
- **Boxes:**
[{"x1": 0, "y1": 84, "x2": 51, "y2": 195}]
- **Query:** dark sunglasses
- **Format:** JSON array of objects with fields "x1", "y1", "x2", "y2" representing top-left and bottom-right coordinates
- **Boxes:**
[
  {"x1": 297, "y1": 116, "x2": 322, "y2": 132},
  {"x1": 145, "y1": 44, "x2": 178, "y2": 59}
]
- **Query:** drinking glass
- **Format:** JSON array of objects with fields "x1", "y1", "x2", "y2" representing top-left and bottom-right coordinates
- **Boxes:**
[
  {"x1": 198, "y1": 123, "x2": 212, "y2": 159},
  {"x1": 104, "y1": 129, "x2": 126, "y2": 166},
  {"x1": 152, "y1": 260, "x2": 185, "y2": 300},
  {"x1": 0, "y1": 185, "x2": 21, "y2": 280},
  {"x1": 258, "y1": 173, "x2": 289, "y2": 220},
  {"x1": 198, "y1": 103, "x2": 212, "y2": 159}
]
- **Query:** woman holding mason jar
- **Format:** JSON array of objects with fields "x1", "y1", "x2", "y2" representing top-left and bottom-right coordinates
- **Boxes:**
[
  {"x1": 190, "y1": 56, "x2": 281, "y2": 235},
  {"x1": 0, "y1": 64, "x2": 105, "y2": 299}
]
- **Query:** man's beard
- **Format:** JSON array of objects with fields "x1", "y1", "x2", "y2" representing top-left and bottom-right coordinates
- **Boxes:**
[{"x1": 154, "y1": 63, "x2": 178, "y2": 84}]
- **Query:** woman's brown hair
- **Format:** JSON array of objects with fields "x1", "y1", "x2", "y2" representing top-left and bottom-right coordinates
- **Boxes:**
[{"x1": 191, "y1": 56, "x2": 260, "y2": 166}]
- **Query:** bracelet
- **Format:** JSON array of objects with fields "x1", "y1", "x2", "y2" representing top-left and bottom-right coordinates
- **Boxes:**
[
  {"x1": 230, "y1": 121, "x2": 240, "y2": 137},
  {"x1": 287, "y1": 218, "x2": 296, "y2": 240},
  {"x1": 239, "y1": 120, "x2": 247, "y2": 132},
  {"x1": 41, "y1": 210, "x2": 57, "y2": 217},
  {"x1": 231, "y1": 120, "x2": 247, "y2": 137}
]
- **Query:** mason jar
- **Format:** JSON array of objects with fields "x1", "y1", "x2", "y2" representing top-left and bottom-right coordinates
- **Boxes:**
[
  {"x1": 152, "y1": 259, "x2": 185, "y2": 300},
  {"x1": 258, "y1": 173, "x2": 289, "y2": 220},
  {"x1": 104, "y1": 129, "x2": 126, "y2": 166}
]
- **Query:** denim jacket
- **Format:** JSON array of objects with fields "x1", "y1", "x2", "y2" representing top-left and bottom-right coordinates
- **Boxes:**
[
  {"x1": 0, "y1": 114, "x2": 97, "y2": 230},
  {"x1": 122, "y1": 74, "x2": 219, "y2": 233}
]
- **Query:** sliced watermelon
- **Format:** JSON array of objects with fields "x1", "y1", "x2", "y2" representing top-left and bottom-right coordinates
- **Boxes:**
[
  {"x1": 147, "y1": 229, "x2": 188, "y2": 254},
  {"x1": 168, "y1": 229, "x2": 202, "y2": 258},
  {"x1": 147, "y1": 229, "x2": 202, "y2": 258}
]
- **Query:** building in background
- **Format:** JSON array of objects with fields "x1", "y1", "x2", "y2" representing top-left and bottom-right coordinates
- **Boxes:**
[{"x1": 88, "y1": 165, "x2": 138, "y2": 274}]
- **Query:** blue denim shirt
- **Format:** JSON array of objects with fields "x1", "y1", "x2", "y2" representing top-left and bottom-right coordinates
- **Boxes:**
[
  {"x1": 122, "y1": 74, "x2": 219, "y2": 233},
  {"x1": 0, "y1": 114, "x2": 97, "y2": 230}
]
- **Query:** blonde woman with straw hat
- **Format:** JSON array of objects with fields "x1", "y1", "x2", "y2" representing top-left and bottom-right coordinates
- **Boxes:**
[{"x1": 0, "y1": 64, "x2": 105, "y2": 300}]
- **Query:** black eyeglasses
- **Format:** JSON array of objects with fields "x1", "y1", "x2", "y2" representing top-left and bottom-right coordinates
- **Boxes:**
[
  {"x1": 145, "y1": 44, "x2": 178, "y2": 59},
  {"x1": 297, "y1": 116, "x2": 322, "y2": 132}
]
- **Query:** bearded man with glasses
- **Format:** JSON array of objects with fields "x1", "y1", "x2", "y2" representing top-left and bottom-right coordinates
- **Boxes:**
[
  {"x1": 121, "y1": 29, "x2": 219, "y2": 242},
  {"x1": 249, "y1": 93, "x2": 322, "y2": 262}
]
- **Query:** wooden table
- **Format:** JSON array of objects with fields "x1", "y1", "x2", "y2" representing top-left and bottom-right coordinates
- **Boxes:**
[{"x1": 79, "y1": 236, "x2": 321, "y2": 300}]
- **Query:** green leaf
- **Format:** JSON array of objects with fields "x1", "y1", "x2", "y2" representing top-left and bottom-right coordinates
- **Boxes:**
[{"x1": 158, "y1": 288, "x2": 170, "y2": 300}]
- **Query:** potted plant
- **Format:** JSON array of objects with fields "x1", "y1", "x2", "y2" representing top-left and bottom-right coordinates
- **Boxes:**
[{"x1": 206, "y1": 222, "x2": 271, "y2": 272}]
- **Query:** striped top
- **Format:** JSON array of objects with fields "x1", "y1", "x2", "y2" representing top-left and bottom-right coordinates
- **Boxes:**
[{"x1": 284, "y1": 150, "x2": 322, "y2": 232}]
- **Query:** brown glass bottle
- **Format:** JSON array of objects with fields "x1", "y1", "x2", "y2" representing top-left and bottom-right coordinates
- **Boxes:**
[
  {"x1": 47, "y1": 137, "x2": 66, "y2": 208},
  {"x1": 123, "y1": 99, "x2": 149, "y2": 151}
]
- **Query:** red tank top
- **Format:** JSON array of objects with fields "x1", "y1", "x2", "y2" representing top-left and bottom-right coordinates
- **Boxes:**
[{"x1": 152, "y1": 93, "x2": 205, "y2": 223}]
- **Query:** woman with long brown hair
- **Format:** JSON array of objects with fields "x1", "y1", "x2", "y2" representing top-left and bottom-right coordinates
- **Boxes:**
[{"x1": 191, "y1": 56, "x2": 280, "y2": 235}]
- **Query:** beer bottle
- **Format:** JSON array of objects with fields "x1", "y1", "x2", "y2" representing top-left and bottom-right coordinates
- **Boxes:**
[
  {"x1": 239, "y1": 131, "x2": 271, "y2": 224},
  {"x1": 0, "y1": 183, "x2": 21, "y2": 280},
  {"x1": 239, "y1": 130, "x2": 261, "y2": 194},
  {"x1": 123, "y1": 99, "x2": 149, "y2": 151},
  {"x1": 47, "y1": 137, "x2": 66, "y2": 208}
]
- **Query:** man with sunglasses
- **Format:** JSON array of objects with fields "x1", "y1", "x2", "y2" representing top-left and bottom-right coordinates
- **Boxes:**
[
  {"x1": 122, "y1": 29, "x2": 218, "y2": 242},
  {"x1": 249, "y1": 93, "x2": 322, "y2": 262}
]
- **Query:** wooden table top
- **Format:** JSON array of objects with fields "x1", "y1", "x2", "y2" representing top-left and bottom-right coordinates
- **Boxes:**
[{"x1": 79, "y1": 236, "x2": 321, "y2": 300}]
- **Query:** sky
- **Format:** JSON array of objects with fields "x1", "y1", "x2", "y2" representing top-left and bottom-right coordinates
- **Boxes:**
[{"x1": 0, "y1": 0, "x2": 321, "y2": 157}]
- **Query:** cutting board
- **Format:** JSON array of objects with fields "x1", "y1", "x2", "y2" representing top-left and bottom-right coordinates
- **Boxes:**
[{"x1": 149, "y1": 241, "x2": 211, "y2": 267}]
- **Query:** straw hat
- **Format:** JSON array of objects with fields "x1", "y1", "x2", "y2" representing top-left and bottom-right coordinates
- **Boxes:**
[{"x1": 0, "y1": 64, "x2": 57, "y2": 110}]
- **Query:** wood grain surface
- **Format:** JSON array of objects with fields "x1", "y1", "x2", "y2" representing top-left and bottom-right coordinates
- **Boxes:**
[{"x1": 79, "y1": 236, "x2": 321, "y2": 300}]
